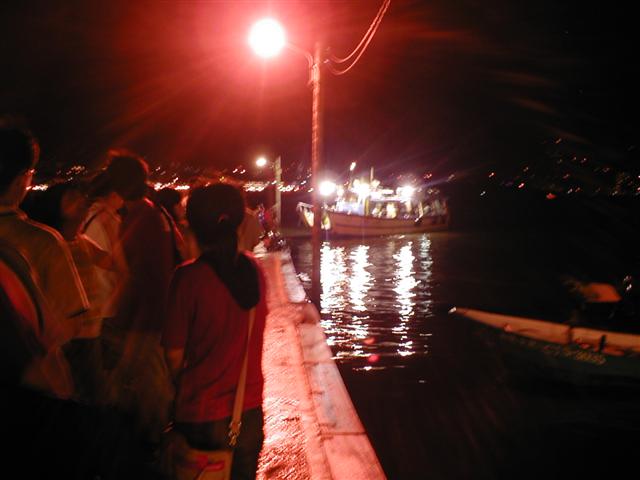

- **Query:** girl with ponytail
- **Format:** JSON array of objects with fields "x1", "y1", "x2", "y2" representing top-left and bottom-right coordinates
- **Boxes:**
[{"x1": 162, "y1": 183, "x2": 268, "y2": 480}]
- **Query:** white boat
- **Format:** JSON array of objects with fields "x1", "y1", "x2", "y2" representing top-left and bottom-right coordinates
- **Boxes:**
[
  {"x1": 450, "y1": 307, "x2": 640, "y2": 386},
  {"x1": 325, "y1": 209, "x2": 448, "y2": 236},
  {"x1": 296, "y1": 181, "x2": 449, "y2": 237}
]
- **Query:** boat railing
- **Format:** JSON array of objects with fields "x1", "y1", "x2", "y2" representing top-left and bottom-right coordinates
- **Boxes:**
[
  {"x1": 296, "y1": 202, "x2": 313, "y2": 211},
  {"x1": 570, "y1": 327, "x2": 640, "y2": 355}
]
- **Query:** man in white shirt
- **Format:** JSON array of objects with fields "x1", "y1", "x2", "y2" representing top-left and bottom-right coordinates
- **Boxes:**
[
  {"x1": 0, "y1": 123, "x2": 89, "y2": 345},
  {"x1": 83, "y1": 172, "x2": 128, "y2": 322}
]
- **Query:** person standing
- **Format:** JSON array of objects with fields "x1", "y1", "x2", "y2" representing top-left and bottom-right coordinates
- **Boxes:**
[
  {"x1": 153, "y1": 187, "x2": 191, "y2": 262},
  {"x1": 0, "y1": 122, "x2": 89, "y2": 381},
  {"x1": 82, "y1": 171, "x2": 129, "y2": 371},
  {"x1": 26, "y1": 180, "x2": 119, "y2": 403},
  {"x1": 237, "y1": 206, "x2": 263, "y2": 253},
  {"x1": 102, "y1": 150, "x2": 174, "y2": 442},
  {"x1": 163, "y1": 184, "x2": 268, "y2": 480}
]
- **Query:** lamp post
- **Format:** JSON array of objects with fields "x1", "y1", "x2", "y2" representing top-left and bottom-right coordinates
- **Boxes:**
[
  {"x1": 274, "y1": 155, "x2": 282, "y2": 228},
  {"x1": 349, "y1": 161, "x2": 356, "y2": 186},
  {"x1": 249, "y1": 19, "x2": 323, "y2": 306},
  {"x1": 255, "y1": 155, "x2": 282, "y2": 227},
  {"x1": 309, "y1": 41, "x2": 323, "y2": 306}
]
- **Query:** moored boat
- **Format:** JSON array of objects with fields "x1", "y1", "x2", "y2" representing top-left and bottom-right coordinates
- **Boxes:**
[
  {"x1": 325, "y1": 209, "x2": 448, "y2": 236},
  {"x1": 296, "y1": 180, "x2": 449, "y2": 236},
  {"x1": 450, "y1": 307, "x2": 640, "y2": 387}
]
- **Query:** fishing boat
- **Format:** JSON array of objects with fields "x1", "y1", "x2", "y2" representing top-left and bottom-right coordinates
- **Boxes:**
[
  {"x1": 296, "y1": 180, "x2": 449, "y2": 237},
  {"x1": 450, "y1": 307, "x2": 640, "y2": 387}
]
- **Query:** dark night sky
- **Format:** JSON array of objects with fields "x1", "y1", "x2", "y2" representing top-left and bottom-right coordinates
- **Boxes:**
[{"x1": 1, "y1": 1, "x2": 637, "y2": 182}]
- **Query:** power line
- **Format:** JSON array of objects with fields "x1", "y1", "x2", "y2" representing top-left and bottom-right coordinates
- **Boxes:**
[{"x1": 327, "y1": 0, "x2": 390, "y2": 76}]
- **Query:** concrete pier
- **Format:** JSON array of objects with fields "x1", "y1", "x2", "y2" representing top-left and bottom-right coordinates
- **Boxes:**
[{"x1": 256, "y1": 251, "x2": 386, "y2": 480}]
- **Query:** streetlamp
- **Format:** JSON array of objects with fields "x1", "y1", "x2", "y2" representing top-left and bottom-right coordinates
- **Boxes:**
[
  {"x1": 255, "y1": 155, "x2": 282, "y2": 227},
  {"x1": 248, "y1": 5, "x2": 389, "y2": 306},
  {"x1": 248, "y1": 18, "x2": 324, "y2": 305},
  {"x1": 248, "y1": 18, "x2": 286, "y2": 58}
]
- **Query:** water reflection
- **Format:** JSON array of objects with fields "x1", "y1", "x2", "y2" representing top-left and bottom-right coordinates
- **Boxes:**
[
  {"x1": 295, "y1": 234, "x2": 435, "y2": 365},
  {"x1": 349, "y1": 245, "x2": 371, "y2": 313},
  {"x1": 394, "y1": 243, "x2": 417, "y2": 318}
]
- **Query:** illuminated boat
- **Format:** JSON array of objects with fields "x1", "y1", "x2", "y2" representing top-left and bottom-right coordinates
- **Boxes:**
[
  {"x1": 296, "y1": 180, "x2": 449, "y2": 237},
  {"x1": 450, "y1": 307, "x2": 640, "y2": 387}
]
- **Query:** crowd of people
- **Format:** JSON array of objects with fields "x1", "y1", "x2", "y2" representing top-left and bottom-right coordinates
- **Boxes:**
[{"x1": 1, "y1": 120, "x2": 268, "y2": 479}]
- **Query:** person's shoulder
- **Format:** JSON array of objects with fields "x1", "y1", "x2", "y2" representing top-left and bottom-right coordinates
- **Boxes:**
[
  {"x1": 174, "y1": 258, "x2": 209, "y2": 277},
  {"x1": 77, "y1": 233, "x2": 105, "y2": 252},
  {"x1": 87, "y1": 201, "x2": 116, "y2": 223},
  {"x1": 137, "y1": 198, "x2": 160, "y2": 217},
  {"x1": 19, "y1": 216, "x2": 67, "y2": 247},
  {"x1": 9, "y1": 218, "x2": 75, "y2": 270},
  {"x1": 241, "y1": 250, "x2": 258, "y2": 263},
  {"x1": 86, "y1": 201, "x2": 104, "y2": 216},
  {"x1": 172, "y1": 259, "x2": 217, "y2": 287},
  {"x1": 125, "y1": 198, "x2": 164, "y2": 227},
  {"x1": 241, "y1": 252, "x2": 265, "y2": 275},
  {"x1": 125, "y1": 198, "x2": 154, "y2": 215}
]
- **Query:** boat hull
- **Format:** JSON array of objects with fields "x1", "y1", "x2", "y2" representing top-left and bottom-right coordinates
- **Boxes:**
[
  {"x1": 326, "y1": 211, "x2": 449, "y2": 236},
  {"x1": 451, "y1": 307, "x2": 640, "y2": 387}
]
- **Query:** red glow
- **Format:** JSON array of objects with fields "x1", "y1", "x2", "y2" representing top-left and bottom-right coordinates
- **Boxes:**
[{"x1": 367, "y1": 354, "x2": 380, "y2": 363}]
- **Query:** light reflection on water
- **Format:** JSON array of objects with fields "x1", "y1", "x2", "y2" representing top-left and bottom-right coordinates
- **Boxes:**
[
  {"x1": 290, "y1": 229, "x2": 640, "y2": 479},
  {"x1": 293, "y1": 234, "x2": 435, "y2": 364}
]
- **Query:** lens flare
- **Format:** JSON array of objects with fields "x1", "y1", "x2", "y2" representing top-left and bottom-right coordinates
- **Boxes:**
[{"x1": 248, "y1": 18, "x2": 286, "y2": 58}]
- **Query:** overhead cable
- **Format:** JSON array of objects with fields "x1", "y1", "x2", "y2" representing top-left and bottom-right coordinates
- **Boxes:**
[{"x1": 327, "y1": 0, "x2": 391, "y2": 76}]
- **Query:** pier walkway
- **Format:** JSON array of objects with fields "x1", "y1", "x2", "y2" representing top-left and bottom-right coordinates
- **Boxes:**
[{"x1": 256, "y1": 251, "x2": 386, "y2": 480}]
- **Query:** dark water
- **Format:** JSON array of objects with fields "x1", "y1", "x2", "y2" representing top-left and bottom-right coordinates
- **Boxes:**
[{"x1": 289, "y1": 229, "x2": 640, "y2": 480}]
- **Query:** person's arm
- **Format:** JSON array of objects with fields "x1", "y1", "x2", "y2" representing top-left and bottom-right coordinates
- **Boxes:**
[
  {"x1": 164, "y1": 348, "x2": 185, "y2": 382},
  {"x1": 161, "y1": 267, "x2": 192, "y2": 384}
]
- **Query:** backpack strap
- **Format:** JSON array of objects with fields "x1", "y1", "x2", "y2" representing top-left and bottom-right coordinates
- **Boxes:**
[
  {"x1": 228, "y1": 307, "x2": 255, "y2": 447},
  {"x1": 81, "y1": 208, "x2": 104, "y2": 234}
]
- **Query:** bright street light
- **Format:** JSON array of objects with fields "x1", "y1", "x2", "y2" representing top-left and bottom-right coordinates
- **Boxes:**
[
  {"x1": 319, "y1": 180, "x2": 337, "y2": 197},
  {"x1": 256, "y1": 156, "x2": 268, "y2": 168},
  {"x1": 248, "y1": 18, "x2": 286, "y2": 58}
]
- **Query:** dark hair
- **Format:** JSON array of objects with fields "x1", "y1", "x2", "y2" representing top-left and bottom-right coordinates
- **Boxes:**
[
  {"x1": 0, "y1": 125, "x2": 40, "y2": 195},
  {"x1": 187, "y1": 183, "x2": 259, "y2": 309},
  {"x1": 187, "y1": 183, "x2": 245, "y2": 251},
  {"x1": 27, "y1": 180, "x2": 85, "y2": 233},
  {"x1": 103, "y1": 149, "x2": 148, "y2": 201},
  {"x1": 87, "y1": 170, "x2": 113, "y2": 200},
  {"x1": 155, "y1": 188, "x2": 182, "y2": 219}
]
